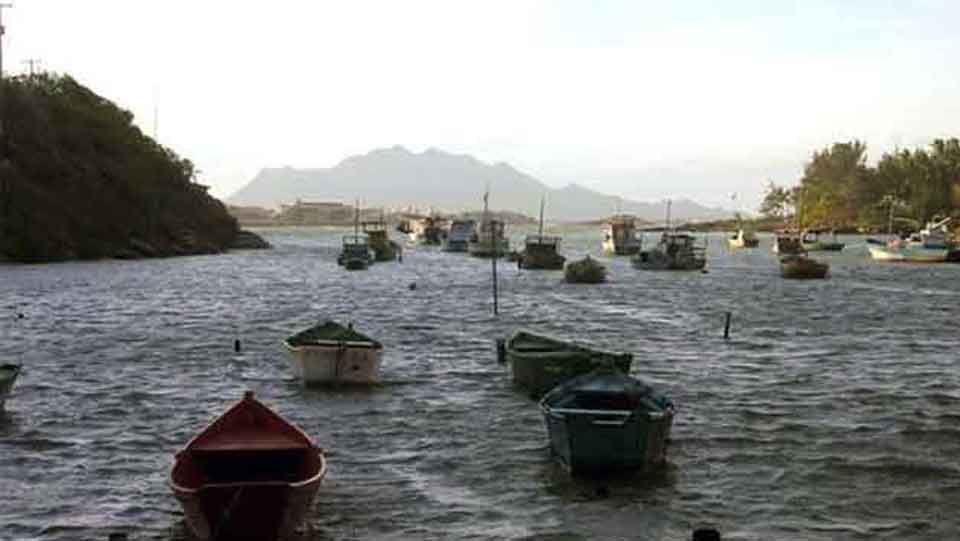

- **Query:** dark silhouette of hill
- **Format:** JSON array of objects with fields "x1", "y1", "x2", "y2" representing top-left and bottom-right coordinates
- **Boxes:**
[
  {"x1": 228, "y1": 146, "x2": 728, "y2": 222},
  {"x1": 0, "y1": 74, "x2": 252, "y2": 262}
]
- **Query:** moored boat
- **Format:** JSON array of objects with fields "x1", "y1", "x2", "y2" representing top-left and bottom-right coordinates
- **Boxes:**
[
  {"x1": 283, "y1": 321, "x2": 383, "y2": 384},
  {"x1": 362, "y1": 220, "x2": 401, "y2": 262},
  {"x1": 772, "y1": 230, "x2": 803, "y2": 255},
  {"x1": 780, "y1": 254, "x2": 829, "y2": 279},
  {"x1": 170, "y1": 391, "x2": 326, "y2": 541},
  {"x1": 468, "y1": 191, "x2": 509, "y2": 258},
  {"x1": 728, "y1": 228, "x2": 759, "y2": 249},
  {"x1": 504, "y1": 330, "x2": 632, "y2": 397},
  {"x1": 408, "y1": 215, "x2": 448, "y2": 245},
  {"x1": 602, "y1": 215, "x2": 641, "y2": 255},
  {"x1": 1, "y1": 364, "x2": 22, "y2": 409},
  {"x1": 633, "y1": 232, "x2": 706, "y2": 271},
  {"x1": 337, "y1": 234, "x2": 374, "y2": 270},
  {"x1": 540, "y1": 367, "x2": 674, "y2": 473},
  {"x1": 564, "y1": 255, "x2": 607, "y2": 284},
  {"x1": 443, "y1": 219, "x2": 476, "y2": 252},
  {"x1": 801, "y1": 229, "x2": 844, "y2": 251},
  {"x1": 518, "y1": 197, "x2": 565, "y2": 270}
]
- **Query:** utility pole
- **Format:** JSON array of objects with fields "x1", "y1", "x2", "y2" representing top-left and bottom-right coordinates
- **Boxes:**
[
  {"x1": 0, "y1": 3, "x2": 12, "y2": 147},
  {"x1": 22, "y1": 57, "x2": 40, "y2": 76}
]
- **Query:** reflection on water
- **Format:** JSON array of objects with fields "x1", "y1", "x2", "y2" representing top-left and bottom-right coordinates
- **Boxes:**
[{"x1": 1, "y1": 227, "x2": 958, "y2": 540}]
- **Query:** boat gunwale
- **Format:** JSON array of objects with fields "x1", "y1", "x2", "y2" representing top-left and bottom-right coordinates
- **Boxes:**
[
  {"x1": 169, "y1": 450, "x2": 327, "y2": 495},
  {"x1": 283, "y1": 338, "x2": 383, "y2": 351}
]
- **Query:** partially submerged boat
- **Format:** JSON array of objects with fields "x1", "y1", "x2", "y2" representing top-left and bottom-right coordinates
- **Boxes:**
[
  {"x1": 505, "y1": 330, "x2": 632, "y2": 397},
  {"x1": 602, "y1": 215, "x2": 641, "y2": 255},
  {"x1": 283, "y1": 321, "x2": 383, "y2": 385},
  {"x1": 1, "y1": 364, "x2": 21, "y2": 409},
  {"x1": 170, "y1": 391, "x2": 326, "y2": 541},
  {"x1": 801, "y1": 229, "x2": 844, "y2": 251},
  {"x1": 633, "y1": 232, "x2": 706, "y2": 271},
  {"x1": 780, "y1": 254, "x2": 829, "y2": 279},
  {"x1": 519, "y1": 197, "x2": 565, "y2": 270},
  {"x1": 564, "y1": 255, "x2": 607, "y2": 284},
  {"x1": 443, "y1": 219, "x2": 476, "y2": 252},
  {"x1": 540, "y1": 367, "x2": 674, "y2": 473}
]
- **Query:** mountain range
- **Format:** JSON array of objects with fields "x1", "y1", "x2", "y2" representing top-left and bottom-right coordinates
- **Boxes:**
[{"x1": 227, "y1": 146, "x2": 730, "y2": 222}]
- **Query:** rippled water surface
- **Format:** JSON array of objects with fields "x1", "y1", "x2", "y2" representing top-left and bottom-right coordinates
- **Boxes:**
[{"x1": 2, "y1": 227, "x2": 959, "y2": 540}]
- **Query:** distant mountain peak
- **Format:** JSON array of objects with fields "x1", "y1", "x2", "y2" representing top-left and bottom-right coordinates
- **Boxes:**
[{"x1": 228, "y1": 147, "x2": 729, "y2": 221}]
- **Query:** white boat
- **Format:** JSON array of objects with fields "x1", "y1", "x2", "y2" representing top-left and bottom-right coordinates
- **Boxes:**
[
  {"x1": 728, "y1": 228, "x2": 759, "y2": 249},
  {"x1": 868, "y1": 239, "x2": 948, "y2": 262},
  {"x1": 283, "y1": 321, "x2": 383, "y2": 384}
]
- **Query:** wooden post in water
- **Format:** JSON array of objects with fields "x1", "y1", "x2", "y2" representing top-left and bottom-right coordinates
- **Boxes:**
[
  {"x1": 723, "y1": 311, "x2": 732, "y2": 340},
  {"x1": 492, "y1": 220, "x2": 499, "y2": 316}
]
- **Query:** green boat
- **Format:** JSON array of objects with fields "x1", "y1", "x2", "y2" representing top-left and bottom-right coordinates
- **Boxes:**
[
  {"x1": 801, "y1": 229, "x2": 844, "y2": 252},
  {"x1": 540, "y1": 367, "x2": 674, "y2": 473},
  {"x1": 504, "y1": 331, "x2": 632, "y2": 397},
  {"x1": 362, "y1": 219, "x2": 401, "y2": 262},
  {"x1": 1, "y1": 364, "x2": 22, "y2": 409},
  {"x1": 564, "y1": 255, "x2": 607, "y2": 283}
]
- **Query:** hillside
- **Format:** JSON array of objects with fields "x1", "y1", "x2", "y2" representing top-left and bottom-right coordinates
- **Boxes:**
[
  {"x1": 228, "y1": 147, "x2": 729, "y2": 222},
  {"x1": 0, "y1": 74, "x2": 250, "y2": 262}
]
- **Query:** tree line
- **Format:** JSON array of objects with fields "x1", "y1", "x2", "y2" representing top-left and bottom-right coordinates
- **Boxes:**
[{"x1": 760, "y1": 139, "x2": 960, "y2": 232}]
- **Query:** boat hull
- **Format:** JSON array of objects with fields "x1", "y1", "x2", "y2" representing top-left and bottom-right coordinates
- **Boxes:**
[
  {"x1": 0, "y1": 364, "x2": 21, "y2": 409},
  {"x1": 802, "y1": 241, "x2": 844, "y2": 252},
  {"x1": 602, "y1": 238, "x2": 640, "y2": 256},
  {"x1": 542, "y1": 406, "x2": 673, "y2": 473},
  {"x1": 632, "y1": 251, "x2": 706, "y2": 271},
  {"x1": 506, "y1": 332, "x2": 632, "y2": 397},
  {"x1": 869, "y1": 245, "x2": 947, "y2": 262},
  {"x1": 468, "y1": 239, "x2": 510, "y2": 258},
  {"x1": 284, "y1": 341, "x2": 383, "y2": 384},
  {"x1": 780, "y1": 255, "x2": 829, "y2": 279},
  {"x1": 172, "y1": 468, "x2": 324, "y2": 541},
  {"x1": 442, "y1": 239, "x2": 469, "y2": 252}
]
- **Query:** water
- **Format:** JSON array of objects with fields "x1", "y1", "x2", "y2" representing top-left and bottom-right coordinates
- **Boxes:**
[{"x1": 2, "y1": 227, "x2": 959, "y2": 540}]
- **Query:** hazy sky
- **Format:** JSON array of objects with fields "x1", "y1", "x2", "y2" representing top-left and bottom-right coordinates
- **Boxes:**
[{"x1": 4, "y1": 1, "x2": 959, "y2": 208}]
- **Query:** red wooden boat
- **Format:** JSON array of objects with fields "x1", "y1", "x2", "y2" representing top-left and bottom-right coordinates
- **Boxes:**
[{"x1": 170, "y1": 391, "x2": 326, "y2": 540}]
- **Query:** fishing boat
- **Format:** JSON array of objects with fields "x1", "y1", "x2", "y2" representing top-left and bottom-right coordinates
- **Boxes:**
[
  {"x1": 519, "y1": 197, "x2": 565, "y2": 270},
  {"x1": 1, "y1": 364, "x2": 21, "y2": 409},
  {"x1": 868, "y1": 208, "x2": 950, "y2": 262},
  {"x1": 780, "y1": 254, "x2": 829, "y2": 279},
  {"x1": 362, "y1": 214, "x2": 401, "y2": 262},
  {"x1": 504, "y1": 330, "x2": 632, "y2": 397},
  {"x1": 633, "y1": 232, "x2": 706, "y2": 271},
  {"x1": 771, "y1": 230, "x2": 803, "y2": 255},
  {"x1": 728, "y1": 228, "x2": 759, "y2": 249},
  {"x1": 170, "y1": 391, "x2": 327, "y2": 541},
  {"x1": 602, "y1": 215, "x2": 641, "y2": 255},
  {"x1": 443, "y1": 219, "x2": 476, "y2": 252},
  {"x1": 564, "y1": 256, "x2": 607, "y2": 284},
  {"x1": 468, "y1": 191, "x2": 509, "y2": 258},
  {"x1": 338, "y1": 203, "x2": 374, "y2": 270},
  {"x1": 540, "y1": 367, "x2": 674, "y2": 473},
  {"x1": 800, "y1": 229, "x2": 844, "y2": 251},
  {"x1": 408, "y1": 215, "x2": 448, "y2": 245},
  {"x1": 283, "y1": 321, "x2": 383, "y2": 384}
]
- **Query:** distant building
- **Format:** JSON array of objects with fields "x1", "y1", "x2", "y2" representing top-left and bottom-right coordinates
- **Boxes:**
[
  {"x1": 275, "y1": 199, "x2": 354, "y2": 225},
  {"x1": 227, "y1": 205, "x2": 276, "y2": 226}
]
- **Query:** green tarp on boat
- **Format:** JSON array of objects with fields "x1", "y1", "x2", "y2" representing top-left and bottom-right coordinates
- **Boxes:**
[
  {"x1": 285, "y1": 321, "x2": 380, "y2": 347},
  {"x1": 505, "y1": 330, "x2": 632, "y2": 397}
]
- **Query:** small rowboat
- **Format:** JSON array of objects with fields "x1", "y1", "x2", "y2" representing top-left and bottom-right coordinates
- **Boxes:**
[
  {"x1": 780, "y1": 254, "x2": 829, "y2": 279},
  {"x1": 1, "y1": 364, "x2": 22, "y2": 409},
  {"x1": 540, "y1": 367, "x2": 674, "y2": 473},
  {"x1": 170, "y1": 391, "x2": 326, "y2": 540},
  {"x1": 505, "y1": 330, "x2": 632, "y2": 398},
  {"x1": 284, "y1": 321, "x2": 383, "y2": 385}
]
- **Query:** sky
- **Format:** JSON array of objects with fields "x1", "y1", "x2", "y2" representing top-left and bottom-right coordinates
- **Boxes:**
[{"x1": 3, "y1": 1, "x2": 959, "y2": 208}]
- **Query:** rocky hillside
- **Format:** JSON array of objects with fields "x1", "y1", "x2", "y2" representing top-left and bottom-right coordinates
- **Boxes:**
[{"x1": 0, "y1": 74, "x2": 251, "y2": 262}]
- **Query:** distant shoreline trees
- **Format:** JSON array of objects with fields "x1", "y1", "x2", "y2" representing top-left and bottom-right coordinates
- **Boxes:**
[{"x1": 760, "y1": 139, "x2": 960, "y2": 232}]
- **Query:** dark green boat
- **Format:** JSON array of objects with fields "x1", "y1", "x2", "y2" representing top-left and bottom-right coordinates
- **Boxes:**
[
  {"x1": 1, "y1": 364, "x2": 22, "y2": 409},
  {"x1": 540, "y1": 367, "x2": 674, "y2": 473},
  {"x1": 505, "y1": 331, "x2": 632, "y2": 397}
]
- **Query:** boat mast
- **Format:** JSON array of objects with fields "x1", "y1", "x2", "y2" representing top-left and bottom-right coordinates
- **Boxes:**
[
  {"x1": 665, "y1": 199, "x2": 672, "y2": 232},
  {"x1": 538, "y1": 195, "x2": 545, "y2": 238},
  {"x1": 354, "y1": 199, "x2": 360, "y2": 237}
]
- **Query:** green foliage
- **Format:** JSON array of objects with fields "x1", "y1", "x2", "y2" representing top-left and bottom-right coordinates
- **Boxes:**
[
  {"x1": 763, "y1": 138, "x2": 960, "y2": 231},
  {"x1": 0, "y1": 74, "x2": 237, "y2": 262}
]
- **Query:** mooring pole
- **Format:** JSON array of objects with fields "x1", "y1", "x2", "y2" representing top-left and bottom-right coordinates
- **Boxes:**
[
  {"x1": 492, "y1": 221, "x2": 499, "y2": 315},
  {"x1": 723, "y1": 311, "x2": 732, "y2": 340}
]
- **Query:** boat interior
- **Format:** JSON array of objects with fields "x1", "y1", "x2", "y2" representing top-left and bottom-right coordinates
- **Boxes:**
[{"x1": 173, "y1": 432, "x2": 322, "y2": 488}]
